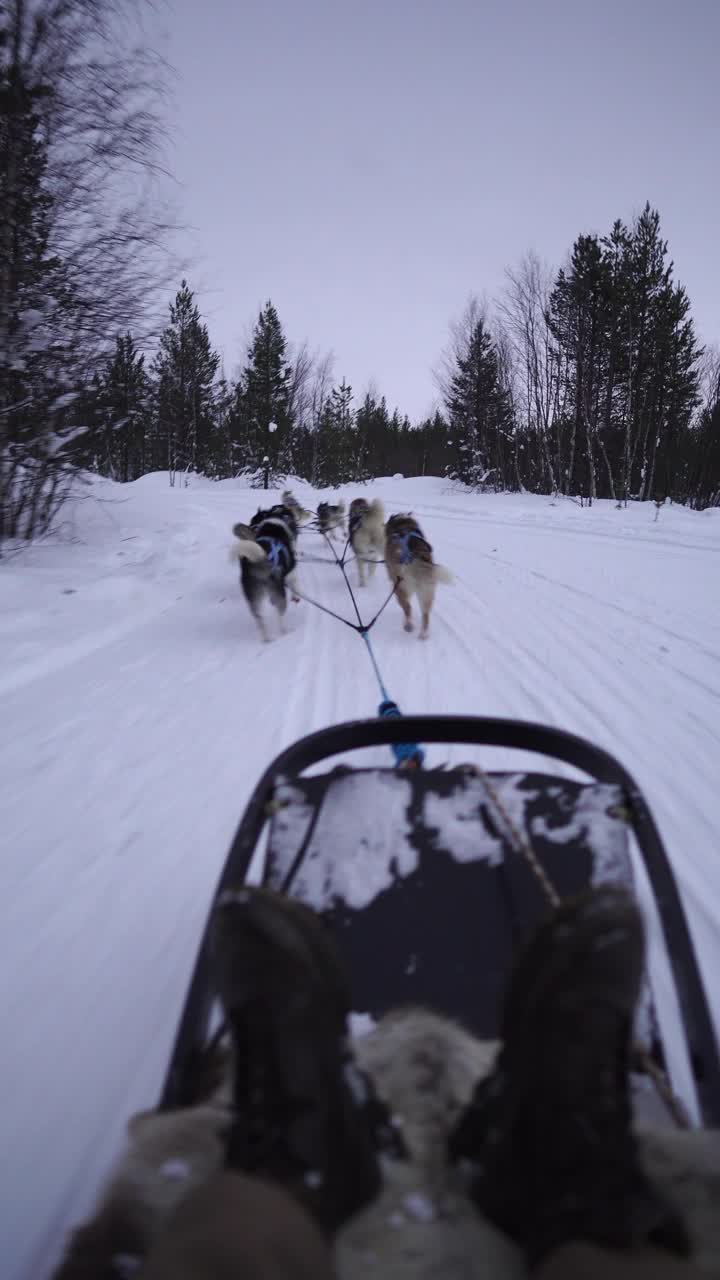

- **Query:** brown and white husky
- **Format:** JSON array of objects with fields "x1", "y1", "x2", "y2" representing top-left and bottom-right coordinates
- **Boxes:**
[{"x1": 384, "y1": 513, "x2": 452, "y2": 640}]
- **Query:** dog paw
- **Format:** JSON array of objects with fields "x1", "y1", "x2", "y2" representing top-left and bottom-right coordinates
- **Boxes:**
[{"x1": 403, "y1": 621, "x2": 414, "y2": 633}]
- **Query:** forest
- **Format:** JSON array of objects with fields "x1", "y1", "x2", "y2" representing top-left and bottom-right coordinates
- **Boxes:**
[{"x1": 2, "y1": 0, "x2": 719, "y2": 540}]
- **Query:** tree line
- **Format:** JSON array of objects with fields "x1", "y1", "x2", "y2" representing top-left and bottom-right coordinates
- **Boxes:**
[
  {"x1": 68, "y1": 207, "x2": 720, "y2": 515},
  {"x1": 2, "y1": 1, "x2": 718, "y2": 540},
  {"x1": 71, "y1": 289, "x2": 451, "y2": 492}
]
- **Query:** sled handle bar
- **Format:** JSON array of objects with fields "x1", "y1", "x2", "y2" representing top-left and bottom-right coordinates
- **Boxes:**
[{"x1": 225, "y1": 714, "x2": 664, "y2": 870}]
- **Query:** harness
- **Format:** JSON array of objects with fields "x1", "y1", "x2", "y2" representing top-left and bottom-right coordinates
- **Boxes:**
[
  {"x1": 348, "y1": 510, "x2": 364, "y2": 539},
  {"x1": 391, "y1": 529, "x2": 424, "y2": 565},
  {"x1": 257, "y1": 535, "x2": 291, "y2": 576}
]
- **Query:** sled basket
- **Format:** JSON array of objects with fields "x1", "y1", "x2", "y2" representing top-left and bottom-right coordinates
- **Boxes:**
[{"x1": 160, "y1": 717, "x2": 720, "y2": 1128}]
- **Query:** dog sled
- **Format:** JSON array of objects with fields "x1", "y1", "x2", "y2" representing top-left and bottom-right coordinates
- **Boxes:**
[{"x1": 161, "y1": 715, "x2": 720, "y2": 1131}]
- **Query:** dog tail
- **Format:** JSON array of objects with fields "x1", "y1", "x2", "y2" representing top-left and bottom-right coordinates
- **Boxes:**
[
  {"x1": 367, "y1": 497, "x2": 385, "y2": 526},
  {"x1": 433, "y1": 563, "x2": 453, "y2": 586},
  {"x1": 229, "y1": 537, "x2": 266, "y2": 565}
]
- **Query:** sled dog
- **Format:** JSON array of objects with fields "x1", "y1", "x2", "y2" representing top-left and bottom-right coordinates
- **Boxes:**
[
  {"x1": 384, "y1": 513, "x2": 452, "y2": 640},
  {"x1": 281, "y1": 489, "x2": 313, "y2": 525},
  {"x1": 348, "y1": 497, "x2": 385, "y2": 587},
  {"x1": 316, "y1": 500, "x2": 346, "y2": 540},
  {"x1": 250, "y1": 502, "x2": 299, "y2": 541},
  {"x1": 230, "y1": 506, "x2": 299, "y2": 642}
]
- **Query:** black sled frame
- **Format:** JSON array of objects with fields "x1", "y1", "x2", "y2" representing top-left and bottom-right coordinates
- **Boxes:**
[{"x1": 160, "y1": 716, "x2": 720, "y2": 1128}]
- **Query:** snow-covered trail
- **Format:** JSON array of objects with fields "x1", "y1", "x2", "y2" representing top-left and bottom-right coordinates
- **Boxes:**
[
  {"x1": 1, "y1": 474, "x2": 719, "y2": 1280},
  {"x1": 0, "y1": 482, "x2": 382, "y2": 1279}
]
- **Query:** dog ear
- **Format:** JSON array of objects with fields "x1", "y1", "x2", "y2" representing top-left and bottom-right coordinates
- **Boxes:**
[{"x1": 232, "y1": 522, "x2": 255, "y2": 540}]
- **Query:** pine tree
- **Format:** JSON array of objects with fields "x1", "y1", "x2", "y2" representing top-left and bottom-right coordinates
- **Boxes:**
[
  {"x1": 151, "y1": 282, "x2": 220, "y2": 482},
  {"x1": 231, "y1": 301, "x2": 293, "y2": 484},
  {"x1": 548, "y1": 234, "x2": 613, "y2": 500},
  {"x1": 356, "y1": 392, "x2": 397, "y2": 479},
  {"x1": 92, "y1": 334, "x2": 151, "y2": 481},
  {"x1": 312, "y1": 378, "x2": 355, "y2": 487},
  {"x1": 623, "y1": 206, "x2": 701, "y2": 501},
  {"x1": 445, "y1": 317, "x2": 513, "y2": 489},
  {"x1": 547, "y1": 206, "x2": 701, "y2": 503},
  {"x1": 207, "y1": 373, "x2": 234, "y2": 479},
  {"x1": 685, "y1": 388, "x2": 720, "y2": 510},
  {"x1": 412, "y1": 410, "x2": 451, "y2": 477}
]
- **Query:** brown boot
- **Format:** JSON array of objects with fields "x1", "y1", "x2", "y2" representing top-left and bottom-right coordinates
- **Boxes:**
[
  {"x1": 210, "y1": 886, "x2": 395, "y2": 1235},
  {"x1": 448, "y1": 886, "x2": 690, "y2": 1267}
]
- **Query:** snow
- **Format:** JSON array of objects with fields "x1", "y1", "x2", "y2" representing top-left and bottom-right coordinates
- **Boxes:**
[
  {"x1": 402, "y1": 1191, "x2": 437, "y2": 1223},
  {"x1": 349, "y1": 1011, "x2": 378, "y2": 1039},
  {"x1": 1, "y1": 473, "x2": 719, "y2": 1279},
  {"x1": 271, "y1": 773, "x2": 416, "y2": 909},
  {"x1": 424, "y1": 773, "x2": 630, "y2": 867}
]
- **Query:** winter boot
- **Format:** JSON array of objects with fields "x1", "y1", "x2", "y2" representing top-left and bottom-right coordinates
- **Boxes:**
[
  {"x1": 209, "y1": 886, "x2": 398, "y2": 1235},
  {"x1": 448, "y1": 885, "x2": 690, "y2": 1268}
]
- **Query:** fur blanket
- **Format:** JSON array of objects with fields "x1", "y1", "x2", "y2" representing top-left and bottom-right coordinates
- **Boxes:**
[{"x1": 52, "y1": 1010, "x2": 720, "y2": 1279}]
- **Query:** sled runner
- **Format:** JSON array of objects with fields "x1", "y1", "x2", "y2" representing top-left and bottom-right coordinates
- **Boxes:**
[{"x1": 160, "y1": 716, "x2": 720, "y2": 1129}]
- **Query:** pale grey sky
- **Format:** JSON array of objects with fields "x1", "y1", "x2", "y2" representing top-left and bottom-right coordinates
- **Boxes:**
[{"x1": 158, "y1": 0, "x2": 718, "y2": 419}]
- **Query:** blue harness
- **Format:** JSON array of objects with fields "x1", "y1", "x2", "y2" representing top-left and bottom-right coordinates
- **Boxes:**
[
  {"x1": 391, "y1": 529, "x2": 424, "y2": 565},
  {"x1": 257, "y1": 535, "x2": 291, "y2": 576}
]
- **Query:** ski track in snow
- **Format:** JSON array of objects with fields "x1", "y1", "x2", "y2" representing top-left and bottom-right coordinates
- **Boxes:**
[{"x1": 1, "y1": 473, "x2": 719, "y2": 1280}]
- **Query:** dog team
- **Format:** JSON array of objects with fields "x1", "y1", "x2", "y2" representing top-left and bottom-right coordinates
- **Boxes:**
[{"x1": 229, "y1": 490, "x2": 452, "y2": 643}]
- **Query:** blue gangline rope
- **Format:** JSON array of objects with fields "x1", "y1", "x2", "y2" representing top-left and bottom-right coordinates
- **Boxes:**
[
  {"x1": 286, "y1": 523, "x2": 427, "y2": 769},
  {"x1": 359, "y1": 628, "x2": 425, "y2": 769},
  {"x1": 295, "y1": 523, "x2": 425, "y2": 768}
]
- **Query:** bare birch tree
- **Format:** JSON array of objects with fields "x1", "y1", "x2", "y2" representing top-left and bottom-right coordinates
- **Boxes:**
[
  {"x1": 496, "y1": 252, "x2": 560, "y2": 493},
  {"x1": 308, "y1": 350, "x2": 335, "y2": 487},
  {"x1": 1, "y1": 0, "x2": 177, "y2": 540}
]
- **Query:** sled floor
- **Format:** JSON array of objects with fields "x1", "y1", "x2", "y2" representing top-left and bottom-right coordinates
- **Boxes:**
[{"x1": 265, "y1": 765, "x2": 655, "y2": 1045}]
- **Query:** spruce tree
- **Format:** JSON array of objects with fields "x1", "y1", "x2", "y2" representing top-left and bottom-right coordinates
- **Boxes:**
[
  {"x1": 624, "y1": 206, "x2": 701, "y2": 500},
  {"x1": 232, "y1": 301, "x2": 293, "y2": 483},
  {"x1": 355, "y1": 392, "x2": 393, "y2": 479},
  {"x1": 685, "y1": 390, "x2": 720, "y2": 510},
  {"x1": 547, "y1": 206, "x2": 701, "y2": 503},
  {"x1": 312, "y1": 378, "x2": 355, "y2": 487},
  {"x1": 208, "y1": 374, "x2": 234, "y2": 479},
  {"x1": 413, "y1": 410, "x2": 451, "y2": 477},
  {"x1": 151, "y1": 281, "x2": 220, "y2": 481},
  {"x1": 548, "y1": 234, "x2": 612, "y2": 500},
  {"x1": 445, "y1": 317, "x2": 513, "y2": 489},
  {"x1": 94, "y1": 334, "x2": 151, "y2": 481}
]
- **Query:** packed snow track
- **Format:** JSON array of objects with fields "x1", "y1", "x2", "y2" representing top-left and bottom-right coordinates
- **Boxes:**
[{"x1": 1, "y1": 473, "x2": 719, "y2": 1279}]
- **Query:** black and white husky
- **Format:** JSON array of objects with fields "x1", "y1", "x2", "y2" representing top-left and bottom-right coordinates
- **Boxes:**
[
  {"x1": 316, "y1": 500, "x2": 346, "y2": 540},
  {"x1": 230, "y1": 505, "x2": 299, "y2": 642}
]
